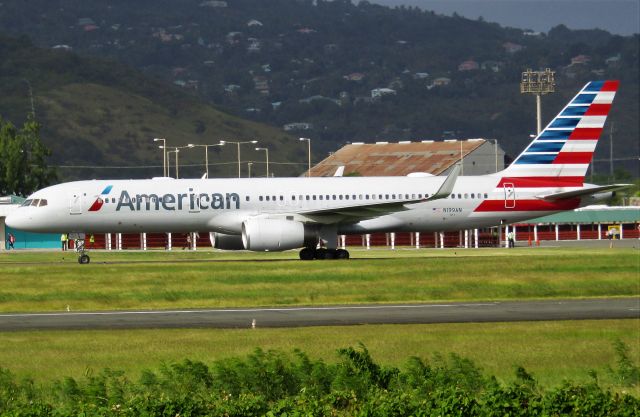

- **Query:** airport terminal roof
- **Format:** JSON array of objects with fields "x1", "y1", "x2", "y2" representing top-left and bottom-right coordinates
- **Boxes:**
[
  {"x1": 527, "y1": 206, "x2": 640, "y2": 224},
  {"x1": 308, "y1": 139, "x2": 488, "y2": 177}
]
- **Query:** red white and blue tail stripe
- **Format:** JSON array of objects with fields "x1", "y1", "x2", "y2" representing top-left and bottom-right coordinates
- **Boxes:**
[{"x1": 501, "y1": 80, "x2": 618, "y2": 187}]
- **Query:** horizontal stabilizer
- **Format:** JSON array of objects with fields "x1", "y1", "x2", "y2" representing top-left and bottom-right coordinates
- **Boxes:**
[{"x1": 538, "y1": 184, "x2": 633, "y2": 201}]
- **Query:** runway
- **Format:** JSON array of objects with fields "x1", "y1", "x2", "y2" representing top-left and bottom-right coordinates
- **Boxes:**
[{"x1": 0, "y1": 298, "x2": 638, "y2": 331}]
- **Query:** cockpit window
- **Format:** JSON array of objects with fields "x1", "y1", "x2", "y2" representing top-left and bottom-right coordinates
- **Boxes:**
[
  {"x1": 38, "y1": 199, "x2": 47, "y2": 207},
  {"x1": 21, "y1": 199, "x2": 32, "y2": 207},
  {"x1": 31, "y1": 199, "x2": 40, "y2": 206}
]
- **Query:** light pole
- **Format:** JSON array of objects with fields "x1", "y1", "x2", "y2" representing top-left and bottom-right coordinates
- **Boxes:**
[
  {"x1": 520, "y1": 68, "x2": 555, "y2": 135},
  {"x1": 247, "y1": 162, "x2": 253, "y2": 178},
  {"x1": 167, "y1": 149, "x2": 180, "y2": 178},
  {"x1": 161, "y1": 145, "x2": 190, "y2": 178},
  {"x1": 220, "y1": 140, "x2": 258, "y2": 178},
  {"x1": 299, "y1": 137, "x2": 311, "y2": 177},
  {"x1": 154, "y1": 138, "x2": 167, "y2": 177},
  {"x1": 187, "y1": 142, "x2": 224, "y2": 178},
  {"x1": 255, "y1": 147, "x2": 269, "y2": 177},
  {"x1": 488, "y1": 139, "x2": 499, "y2": 173}
]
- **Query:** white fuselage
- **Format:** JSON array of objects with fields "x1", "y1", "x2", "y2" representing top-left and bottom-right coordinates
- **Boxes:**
[{"x1": 6, "y1": 174, "x2": 599, "y2": 236}]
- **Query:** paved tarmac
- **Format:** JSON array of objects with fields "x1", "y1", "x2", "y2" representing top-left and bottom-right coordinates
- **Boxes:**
[{"x1": 0, "y1": 298, "x2": 637, "y2": 331}]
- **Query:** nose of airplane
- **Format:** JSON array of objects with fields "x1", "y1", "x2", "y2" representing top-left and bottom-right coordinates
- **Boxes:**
[{"x1": 5, "y1": 210, "x2": 30, "y2": 231}]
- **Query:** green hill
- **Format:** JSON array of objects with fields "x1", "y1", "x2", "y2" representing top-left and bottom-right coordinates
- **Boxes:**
[
  {"x1": 1, "y1": 0, "x2": 638, "y2": 177},
  {"x1": 0, "y1": 36, "x2": 299, "y2": 180}
]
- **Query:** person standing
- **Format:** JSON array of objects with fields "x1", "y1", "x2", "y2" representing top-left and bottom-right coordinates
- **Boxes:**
[
  {"x1": 507, "y1": 231, "x2": 515, "y2": 248},
  {"x1": 6, "y1": 233, "x2": 15, "y2": 250},
  {"x1": 61, "y1": 233, "x2": 68, "y2": 251},
  {"x1": 89, "y1": 234, "x2": 95, "y2": 249}
]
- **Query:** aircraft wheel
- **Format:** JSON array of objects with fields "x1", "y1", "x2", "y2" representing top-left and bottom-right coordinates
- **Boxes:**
[
  {"x1": 299, "y1": 248, "x2": 315, "y2": 260},
  {"x1": 335, "y1": 249, "x2": 350, "y2": 259},
  {"x1": 78, "y1": 254, "x2": 90, "y2": 264}
]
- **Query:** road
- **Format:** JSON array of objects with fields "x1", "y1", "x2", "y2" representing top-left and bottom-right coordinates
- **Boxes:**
[{"x1": 0, "y1": 298, "x2": 638, "y2": 331}]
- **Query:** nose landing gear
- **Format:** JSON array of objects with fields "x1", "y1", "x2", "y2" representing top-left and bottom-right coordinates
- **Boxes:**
[{"x1": 74, "y1": 238, "x2": 90, "y2": 264}]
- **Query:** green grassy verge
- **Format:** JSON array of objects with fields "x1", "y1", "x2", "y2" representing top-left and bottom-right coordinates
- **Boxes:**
[
  {"x1": 1, "y1": 320, "x2": 637, "y2": 394},
  {"x1": 0, "y1": 248, "x2": 637, "y2": 312}
]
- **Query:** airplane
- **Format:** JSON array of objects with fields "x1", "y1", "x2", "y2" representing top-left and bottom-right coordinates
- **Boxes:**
[{"x1": 6, "y1": 80, "x2": 630, "y2": 262}]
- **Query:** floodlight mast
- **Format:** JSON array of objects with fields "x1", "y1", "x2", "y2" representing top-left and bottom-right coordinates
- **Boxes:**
[{"x1": 520, "y1": 68, "x2": 556, "y2": 135}]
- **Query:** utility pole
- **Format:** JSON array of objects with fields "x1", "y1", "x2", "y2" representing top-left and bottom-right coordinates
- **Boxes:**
[{"x1": 609, "y1": 122, "x2": 614, "y2": 180}]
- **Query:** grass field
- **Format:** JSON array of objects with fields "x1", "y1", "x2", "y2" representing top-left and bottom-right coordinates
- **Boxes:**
[
  {"x1": 0, "y1": 247, "x2": 637, "y2": 393},
  {"x1": 0, "y1": 247, "x2": 638, "y2": 312},
  {"x1": 1, "y1": 320, "x2": 638, "y2": 394}
]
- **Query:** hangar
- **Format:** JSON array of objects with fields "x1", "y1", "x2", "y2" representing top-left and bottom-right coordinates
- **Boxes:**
[{"x1": 307, "y1": 139, "x2": 506, "y2": 177}]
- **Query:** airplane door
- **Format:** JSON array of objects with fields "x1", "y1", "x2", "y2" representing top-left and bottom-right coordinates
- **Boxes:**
[
  {"x1": 503, "y1": 183, "x2": 516, "y2": 209},
  {"x1": 69, "y1": 192, "x2": 82, "y2": 215}
]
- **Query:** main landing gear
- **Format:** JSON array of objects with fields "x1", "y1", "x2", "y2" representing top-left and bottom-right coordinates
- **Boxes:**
[{"x1": 299, "y1": 247, "x2": 350, "y2": 260}]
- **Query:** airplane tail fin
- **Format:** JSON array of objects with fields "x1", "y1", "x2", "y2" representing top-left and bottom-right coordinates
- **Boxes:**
[{"x1": 499, "y1": 80, "x2": 619, "y2": 187}]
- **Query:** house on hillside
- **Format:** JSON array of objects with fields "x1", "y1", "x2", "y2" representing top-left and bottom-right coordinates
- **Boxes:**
[
  {"x1": 283, "y1": 122, "x2": 313, "y2": 131},
  {"x1": 571, "y1": 54, "x2": 591, "y2": 65},
  {"x1": 371, "y1": 88, "x2": 397, "y2": 99},
  {"x1": 200, "y1": 1, "x2": 227, "y2": 7},
  {"x1": 458, "y1": 60, "x2": 479, "y2": 71},
  {"x1": 503, "y1": 42, "x2": 523, "y2": 54},
  {"x1": 344, "y1": 72, "x2": 365, "y2": 82}
]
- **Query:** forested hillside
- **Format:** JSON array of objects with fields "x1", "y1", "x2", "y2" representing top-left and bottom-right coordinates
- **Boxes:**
[
  {"x1": 0, "y1": 0, "x2": 637, "y2": 177},
  {"x1": 0, "y1": 36, "x2": 296, "y2": 180}
]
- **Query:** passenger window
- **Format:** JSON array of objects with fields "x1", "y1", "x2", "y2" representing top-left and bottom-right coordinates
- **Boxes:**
[
  {"x1": 332, "y1": 195, "x2": 336, "y2": 200},
  {"x1": 312, "y1": 195, "x2": 316, "y2": 200},
  {"x1": 266, "y1": 196, "x2": 270, "y2": 201},
  {"x1": 326, "y1": 195, "x2": 330, "y2": 200},
  {"x1": 484, "y1": 193, "x2": 488, "y2": 198},
  {"x1": 457, "y1": 194, "x2": 461, "y2": 199},
  {"x1": 306, "y1": 195, "x2": 310, "y2": 200},
  {"x1": 452, "y1": 194, "x2": 456, "y2": 199},
  {"x1": 366, "y1": 195, "x2": 370, "y2": 200},
  {"x1": 272, "y1": 196, "x2": 276, "y2": 201},
  {"x1": 319, "y1": 195, "x2": 323, "y2": 200},
  {"x1": 352, "y1": 195, "x2": 356, "y2": 199},
  {"x1": 385, "y1": 194, "x2": 389, "y2": 200},
  {"x1": 279, "y1": 196, "x2": 283, "y2": 201},
  {"x1": 345, "y1": 195, "x2": 349, "y2": 200},
  {"x1": 417, "y1": 194, "x2": 422, "y2": 199},
  {"x1": 259, "y1": 196, "x2": 263, "y2": 201},
  {"x1": 471, "y1": 193, "x2": 475, "y2": 198},
  {"x1": 245, "y1": 196, "x2": 250, "y2": 201},
  {"x1": 464, "y1": 193, "x2": 468, "y2": 199}
]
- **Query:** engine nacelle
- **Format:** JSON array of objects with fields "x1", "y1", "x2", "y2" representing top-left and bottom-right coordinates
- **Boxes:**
[
  {"x1": 209, "y1": 232, "x2": 245, "y2": 250},
  {"x1": 242, "y1": 219, "x2": 315, "y2": 251}
]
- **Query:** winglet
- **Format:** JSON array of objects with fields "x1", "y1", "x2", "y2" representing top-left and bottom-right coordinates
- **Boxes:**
[
  {"x1": 333, "y1": 166, "x2": 345, "y2": 177},
  {"x1": 425, "y1": 164, "x2": 460, "y2": 201}
]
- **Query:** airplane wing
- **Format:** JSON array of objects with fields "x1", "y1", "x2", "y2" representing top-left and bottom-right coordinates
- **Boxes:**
[
  {"x1": 537, "y1": 184, "x2": 633, "y2": 201},
  {"x1": 299, "y1": 165, "x2": 460, "y2": 220}
]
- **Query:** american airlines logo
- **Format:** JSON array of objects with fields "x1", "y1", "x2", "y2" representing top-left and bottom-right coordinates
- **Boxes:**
[{"x1": 115, "y1": 189, "x2": 240, "y2": 211}]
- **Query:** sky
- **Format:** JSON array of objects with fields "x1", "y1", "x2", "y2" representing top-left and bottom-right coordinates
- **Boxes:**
[{"x1": 367, "y1": 0, "x2": 640, "y2": 35}]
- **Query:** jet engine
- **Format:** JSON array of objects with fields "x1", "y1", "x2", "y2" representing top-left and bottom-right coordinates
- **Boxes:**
[
  {"x1": 242, "y1": 219, "x2": 316, "y2": 251},
  {"x1": 209, "y1": 232, "x2": 245, "y2": 250}
]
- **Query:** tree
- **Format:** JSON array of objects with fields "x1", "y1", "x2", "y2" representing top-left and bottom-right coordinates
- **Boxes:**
[{"x1": 0, "y1": 117, "x2": 56, "y2": 196}]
